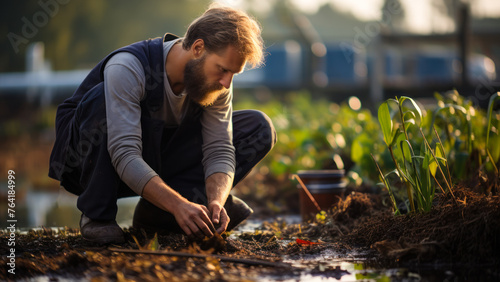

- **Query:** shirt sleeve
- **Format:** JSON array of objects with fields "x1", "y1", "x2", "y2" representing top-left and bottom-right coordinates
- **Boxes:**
[
  {"x1": 201, "y1": 86, "x2": 236, "y2": 180},
  {"x1": 104, "y1": 52, "x2": 158, "y2": 195}
]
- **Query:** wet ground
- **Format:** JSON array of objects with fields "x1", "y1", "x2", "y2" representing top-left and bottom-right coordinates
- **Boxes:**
[
  {"x1": 1, "y1": 177, "x2": 500, "y2": 281},
  {"x1": 0, "y1": 225, "x2": 482, "y2": 281}
]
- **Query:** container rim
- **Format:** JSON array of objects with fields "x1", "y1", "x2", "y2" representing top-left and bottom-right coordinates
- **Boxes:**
[
  {"x1": 296, "y1": 169, "x2": 345, "y2": 178},
  {"x1": 297, "y1": 181, "x2": 347, "y2": 193}
]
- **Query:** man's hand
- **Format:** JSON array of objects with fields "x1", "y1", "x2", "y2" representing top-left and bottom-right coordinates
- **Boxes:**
[
  {"x1": 172, "y1": 201, "x2": 217, "y2": 239},
  {"x1": 208, "y1": 201, "x2": 229, "y2": 234},
  {"x1": 142, "y1": 176, "x2": 217, "y2": 239},
  {"x1": 205, "y1": 173, "x2": 233, "y2": 233}
]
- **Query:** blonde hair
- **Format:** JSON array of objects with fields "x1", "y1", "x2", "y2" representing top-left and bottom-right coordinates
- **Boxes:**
[{"x1": 182, "y1": 4, "x2": 264, "y2": 68}]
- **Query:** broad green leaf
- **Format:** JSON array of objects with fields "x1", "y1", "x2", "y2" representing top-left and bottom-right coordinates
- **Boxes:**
[{"x1": 378, "y1": 101, "x2": 393, "y2": 146}]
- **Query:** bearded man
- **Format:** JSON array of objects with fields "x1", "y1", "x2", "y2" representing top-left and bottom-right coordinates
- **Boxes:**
[{"x1": 48, "y1": 5, "x2": 276, "y2": 244}]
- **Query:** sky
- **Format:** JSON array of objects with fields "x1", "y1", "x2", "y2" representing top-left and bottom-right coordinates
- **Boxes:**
[{"x1": 218, "y1": 0, "x2": 500, "y2": 34}]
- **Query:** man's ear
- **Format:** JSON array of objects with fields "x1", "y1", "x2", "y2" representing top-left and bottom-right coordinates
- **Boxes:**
[{"x1": 191, "y1": 39, "x2": 205, "y2": 58}]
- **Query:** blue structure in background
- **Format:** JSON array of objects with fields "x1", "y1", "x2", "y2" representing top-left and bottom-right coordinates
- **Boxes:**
[
  {"x1": 234, "y1": 41, "x2": 304, "y2": 89},
  {"x1": 415, "y1": 53, "x2": 458, "y2": 83},
  {"x1": 324, "y1": 44, "x2": 366, "y2": 85},
  {"x1": 384, "y1": 50, "x2": 404, "y2": 78},
  {"x1": 236, "y1": 41, "x2": 496, "y2": 89}
]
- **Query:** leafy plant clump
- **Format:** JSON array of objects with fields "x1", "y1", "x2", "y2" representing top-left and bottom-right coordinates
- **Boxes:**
[
  {"x1": 427, "y1": 90, "x2": 499, "y2": 184},
  {"x1": 374, "y1": 96, "x2": 454, "y2": 214},
  {"x1": 374, "y1": 92, "x2": 500, "y2": 214}
]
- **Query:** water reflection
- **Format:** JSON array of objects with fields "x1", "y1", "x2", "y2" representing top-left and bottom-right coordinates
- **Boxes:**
[{"x1": 1, "y1": 188, "x2": 139, "y2": 229}]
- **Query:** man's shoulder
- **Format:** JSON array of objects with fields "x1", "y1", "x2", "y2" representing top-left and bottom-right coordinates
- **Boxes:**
[{"x1": 106, "y1": 52, "x2": 143, "y2": 70}]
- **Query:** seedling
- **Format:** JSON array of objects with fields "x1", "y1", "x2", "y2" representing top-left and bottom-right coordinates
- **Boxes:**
[{"x1": 375, "y1": 96, "x2": 454, "y2": 214}]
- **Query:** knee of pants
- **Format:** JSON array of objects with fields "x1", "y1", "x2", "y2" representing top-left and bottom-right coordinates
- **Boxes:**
[
  {"x1": 256, "y1": 110, "x2": 277, "y2": 153},
  {"x1": 236, "y1": 109, "x2": 277, "y2": 154}
]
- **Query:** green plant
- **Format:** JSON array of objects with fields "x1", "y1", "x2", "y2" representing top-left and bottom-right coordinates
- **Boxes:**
[
  {"x1": 485, "y1": 92, "x2": 500, "y2": 192},
  {"x1": 375, "y1": 96, "x2": 454, "y2": 214},
  {"x1": 427, "y1": 90, "x2": 481, "y2": 179},
  {"x1": 427, "y1": 90, "x2": 499, "y2": 184}
]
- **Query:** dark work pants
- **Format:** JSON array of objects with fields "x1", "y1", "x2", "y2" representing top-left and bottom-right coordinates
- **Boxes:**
[{"x1": 60, "y1": 96, "x2": 276, "y2": 221}]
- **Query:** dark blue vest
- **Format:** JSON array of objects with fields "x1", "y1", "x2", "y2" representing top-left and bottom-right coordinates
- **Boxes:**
[{"x1": 49, "y1": 33, "x2": 179, "y2": 180}]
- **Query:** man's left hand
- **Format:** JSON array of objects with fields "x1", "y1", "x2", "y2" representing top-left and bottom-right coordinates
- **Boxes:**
[{"x1": 208, "y1": 201, "x2": 229, "y2": 234}]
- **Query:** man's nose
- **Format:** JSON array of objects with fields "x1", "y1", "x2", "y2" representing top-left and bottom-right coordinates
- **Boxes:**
[{"x1": 219, "y1": 73, "x2": 233, "y2": 89}]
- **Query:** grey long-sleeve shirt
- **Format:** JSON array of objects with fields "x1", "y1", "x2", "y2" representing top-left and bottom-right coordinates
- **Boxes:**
[{"x1": 103, "y1": 39, "x2": 235, "y2": 196}]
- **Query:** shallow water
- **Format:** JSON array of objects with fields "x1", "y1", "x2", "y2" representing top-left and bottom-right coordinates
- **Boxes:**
[
  {"x1": 235, "y1": 218, "x2": 499, "y2": 281},
  {"x1": 0, "y1": 189, "x2": 141, "y2": 229},
  {"x1": 260, "y1": 248, "x2": 498, "y2": 281}
]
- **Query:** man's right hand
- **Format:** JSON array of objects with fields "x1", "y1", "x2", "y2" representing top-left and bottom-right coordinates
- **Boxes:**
[
  {"x1": 172, "y1": 200, "x2": 216, "y2": 239},
  {"x1": 142, "y1": 176, "x2": 216, "y2": 239}
]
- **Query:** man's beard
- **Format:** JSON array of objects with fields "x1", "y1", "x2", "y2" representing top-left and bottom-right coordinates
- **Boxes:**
[{"x1": 183, "y1": 55, "x2": 228, "y2": 107}]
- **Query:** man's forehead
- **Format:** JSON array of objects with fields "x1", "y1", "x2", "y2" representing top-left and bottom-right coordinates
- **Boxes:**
[
  {"x1": 217, "y1": 62, "x2": 245, "y2": 74},
  {"x1": 212, "y1": 46, "x2": 246, "y2": 73}
]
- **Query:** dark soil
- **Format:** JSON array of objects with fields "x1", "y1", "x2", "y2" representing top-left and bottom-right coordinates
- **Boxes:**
[
  {"x1": 0, "y1": 228, "x2": 291, "y2": 280},
  {"x1": 1, "y1": 174, "x2": 499, "y2": 280},
  {"x1": 275, "y1": 174, "x2": 500, "y2": 266}
]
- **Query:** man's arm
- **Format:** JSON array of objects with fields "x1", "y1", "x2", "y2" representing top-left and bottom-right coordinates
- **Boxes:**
[
  {"x1": 142, "y1": 176, "x2": 216, "y2": 238},
  {"x1": 104, "y1": 53, "x2": 157, "y2": 195},
  {"x1": 201, "y1": 88, "x2": 236, "y2": 234},
  {"x1": 206, "y1": 172, "x2": 232, "y2": 233}
]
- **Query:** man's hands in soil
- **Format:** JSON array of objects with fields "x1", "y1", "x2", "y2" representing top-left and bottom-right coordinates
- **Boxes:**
[
  {"x1": 173, "y1": 201, "x2": 217, "y2": 239},
  {"x1": 141, "y1": 174, "x2": 231, "y2": 238},
  {"x1": 208, "y1": 201, "x2": 229, "y2": 234}
]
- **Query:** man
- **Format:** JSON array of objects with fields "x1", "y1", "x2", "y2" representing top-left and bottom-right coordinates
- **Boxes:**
[{"x1": 48, "y1": 5, "x2": 276, "y2": 244}]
